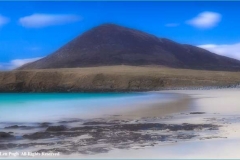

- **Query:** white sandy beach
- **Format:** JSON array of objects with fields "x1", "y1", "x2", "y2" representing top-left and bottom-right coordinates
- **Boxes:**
[{"x1": 76, "y1": 89, "x2": 240, "y2": 159}]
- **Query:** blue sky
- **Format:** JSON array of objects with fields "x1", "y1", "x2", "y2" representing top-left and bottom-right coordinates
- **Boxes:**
[{"x1": 0, "y1": 1, "x2": 240, "y2": 70}]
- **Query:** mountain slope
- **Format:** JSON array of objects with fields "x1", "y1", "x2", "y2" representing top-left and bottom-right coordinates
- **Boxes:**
[{"x1": 19, "y1": 23, "x2": 240, "y2": 71}]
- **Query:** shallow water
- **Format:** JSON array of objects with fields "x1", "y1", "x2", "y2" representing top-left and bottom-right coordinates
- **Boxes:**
[{"x1": 0, "y1": 92, "x2": 175, "y2": 124}]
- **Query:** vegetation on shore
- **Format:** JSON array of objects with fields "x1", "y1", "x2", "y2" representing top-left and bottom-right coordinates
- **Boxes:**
[{"x1": 0, "y1": 65, "x2": 240, "y2": 92}]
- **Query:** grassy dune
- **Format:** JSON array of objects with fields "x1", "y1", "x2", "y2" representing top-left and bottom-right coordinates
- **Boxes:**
[{"x1": 0, "y1": 65, "x2": 240, "y2": 92}]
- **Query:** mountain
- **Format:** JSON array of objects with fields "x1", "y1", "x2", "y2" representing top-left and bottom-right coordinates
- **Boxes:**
[{"x1": 19, "y1": 23, "x2": 240, "y2": 71}]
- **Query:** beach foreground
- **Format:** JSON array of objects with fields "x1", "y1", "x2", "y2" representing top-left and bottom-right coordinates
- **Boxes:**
[
  {"x1": 0, "y1": 89, "x2": 240, "y2": 159},
  {"x1": 84, "y1": 89, "x2": 240, "y2": 159}
]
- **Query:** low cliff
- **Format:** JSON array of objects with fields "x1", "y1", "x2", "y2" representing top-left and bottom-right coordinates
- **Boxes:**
[{"x1": 1, "y1": 66, "x2": 240, "y2": 92}]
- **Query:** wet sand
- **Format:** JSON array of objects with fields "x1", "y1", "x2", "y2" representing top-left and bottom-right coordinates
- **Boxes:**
[
  {"x1": 120, "y1": 93, "x2": 191, "y2": 119},
  {"x1": 78, "y1": 89, "x2": 240, "y2": 159},
  {"x1": 1, "y1": 89, "x2": 240, "y2": 158}
]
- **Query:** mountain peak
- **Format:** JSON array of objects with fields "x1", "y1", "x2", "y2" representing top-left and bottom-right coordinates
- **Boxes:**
[
  {"x1": 84, "y1": 23, "x2": 131, "y2": 35},
  {"x1": 19, "y1": 24, "x2": 240, "y2": 71},
  {"x1": 80, "y1": 23, "x2": 160, "y2": 44},
  {"x1": 95, "y1": 23, "x2": 124, "y2": 28}
]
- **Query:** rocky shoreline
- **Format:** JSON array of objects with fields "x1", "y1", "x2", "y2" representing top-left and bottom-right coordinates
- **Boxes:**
[{"x1": 0, "y1": 111, "x2": 231, "y2": 156}]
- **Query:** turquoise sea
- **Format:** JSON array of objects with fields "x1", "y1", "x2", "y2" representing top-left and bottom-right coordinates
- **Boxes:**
[{"x1": 0, "y1": 92, "x2": 173, "y2": 123}]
